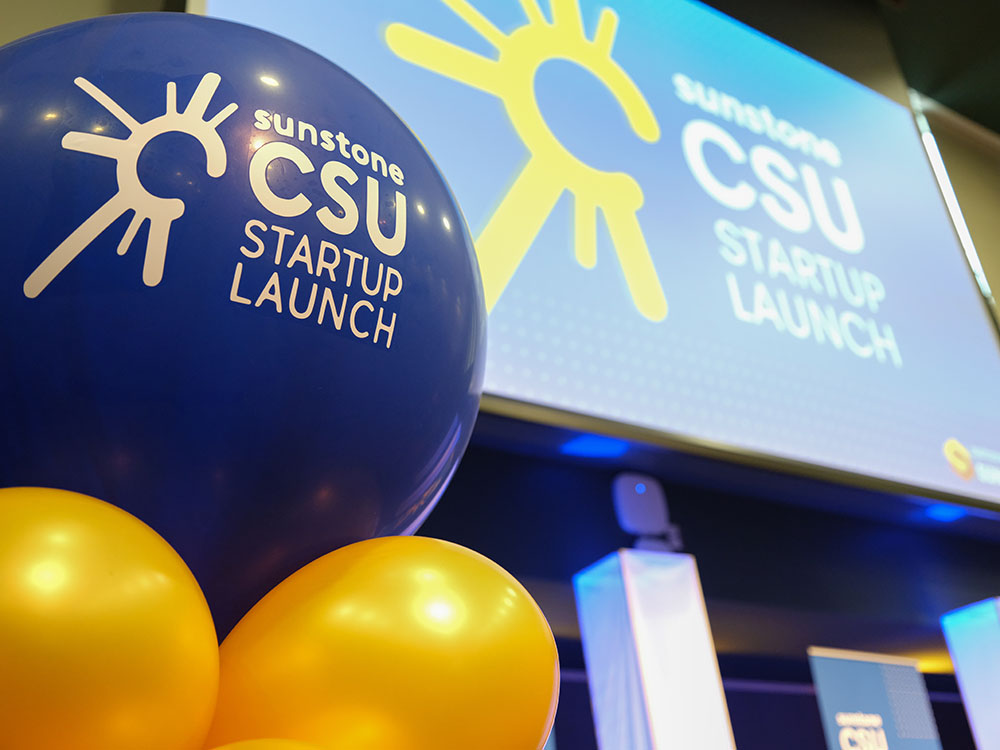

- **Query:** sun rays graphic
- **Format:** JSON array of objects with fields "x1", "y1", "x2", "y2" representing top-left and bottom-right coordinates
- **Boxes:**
[
  {"x1": 386, "y1": 0, "x2": 667, "y2": 321},
  {"x1": 23, "y1": 72, "x2": 238, "y2": 298}
]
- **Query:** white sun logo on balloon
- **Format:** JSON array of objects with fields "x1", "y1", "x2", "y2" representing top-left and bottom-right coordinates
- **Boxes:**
[
  {"x1": 23, "y1": 72, "x2": 238, "y2": 298},
  {"x1": 386, "y1": 0, "x2": 667, "y2": 321}
]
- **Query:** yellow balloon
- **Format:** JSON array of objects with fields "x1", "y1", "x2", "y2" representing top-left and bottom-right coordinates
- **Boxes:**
[
  {"x1": 205, "y1": 536, "x2": 559, "y2": 750},
  {"x1": 210, "y1": 743, "x2": 325, "y2": 750},
  {"x1": 0, "y1": 487, "x2": 219, "y2": 750}
]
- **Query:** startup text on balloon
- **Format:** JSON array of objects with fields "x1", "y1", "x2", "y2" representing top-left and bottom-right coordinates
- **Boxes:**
[{"x1": 231, "y1": 220, "x2": 402, "y2": 348}]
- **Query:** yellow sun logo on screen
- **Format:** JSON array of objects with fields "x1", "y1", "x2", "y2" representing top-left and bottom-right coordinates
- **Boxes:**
[{"x1": 386, "y1": 0, "x2": 667, "y2": 321}]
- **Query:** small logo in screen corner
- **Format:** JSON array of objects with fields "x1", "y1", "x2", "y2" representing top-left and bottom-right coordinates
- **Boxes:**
[{"x1": 943, "y1": 437, "x2": 974, "y2": 480}]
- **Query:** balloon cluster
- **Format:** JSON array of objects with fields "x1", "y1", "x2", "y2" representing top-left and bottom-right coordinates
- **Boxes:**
[
  {"x1": 0, "y1": 11, "x2": 558, "y2": 750},
  {"x1": 0, "y1": 487, "x2": 560, "y2": 750}
]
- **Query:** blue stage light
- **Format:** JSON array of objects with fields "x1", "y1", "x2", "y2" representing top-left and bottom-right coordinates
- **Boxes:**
[
  {"x1": 559, "y1": 434, "x2": 629, "y2": 458},
  {"x1": 925, "y1": 503, "x2": 967, "y2": 522}
]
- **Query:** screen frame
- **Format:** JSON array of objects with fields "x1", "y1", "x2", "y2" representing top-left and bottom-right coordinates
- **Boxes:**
[{"x1": 185, "y1": 0, "x2": 1000, "y2": 511}]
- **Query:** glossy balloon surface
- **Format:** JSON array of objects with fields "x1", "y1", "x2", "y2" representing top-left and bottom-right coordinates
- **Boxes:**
[
  {"x1": 206, "y1": 536, "x2": 559, "y2": 750},
  {"x1": 209, "y1": 742, "x2": 325, "y2": 750},
  {"x1": 0, "y1": 14, "x2": 486, "y2": 632},
  {"x1": 0, "y1": 486, "x2": 219, "y2": 750}
]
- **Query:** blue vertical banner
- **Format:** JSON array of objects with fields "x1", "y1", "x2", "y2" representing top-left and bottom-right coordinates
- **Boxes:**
[
  {"x1": 808, "y1": 647, "x2": 943, "y2": 750},
  {"x1": 942, "y1": 598, "x2": 1000, "y2": 749}
]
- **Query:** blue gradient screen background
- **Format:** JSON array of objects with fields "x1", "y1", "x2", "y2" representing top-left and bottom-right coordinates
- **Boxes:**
[{"x1": 202, "y1": 0, "x2": 1000, "y2": 503}]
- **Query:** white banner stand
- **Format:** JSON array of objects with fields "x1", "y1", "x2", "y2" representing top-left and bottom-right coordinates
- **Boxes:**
[
  {"x1": 941, "y1": 598, "x2": 1000, "y2": 749},
  {"x1": 573, "y1": 549, "x2": 736, "y2": 750}
]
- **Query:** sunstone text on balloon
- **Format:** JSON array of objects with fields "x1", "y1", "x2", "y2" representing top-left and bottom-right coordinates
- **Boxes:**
[{"x1": 253, "y1": 109, "x2": 407, "y2": 189}]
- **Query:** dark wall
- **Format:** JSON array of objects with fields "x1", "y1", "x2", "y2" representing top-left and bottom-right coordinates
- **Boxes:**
[
  {"x1": 702, "y1": 0, "x2": 909, "y2": 105},
  {"x1": 424, "y1": 443, "x2": 1000, "y2": 628}
]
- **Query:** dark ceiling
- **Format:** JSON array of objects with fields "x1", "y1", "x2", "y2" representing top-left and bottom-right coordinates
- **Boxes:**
[
  {"x1": 698, "y1": 0, "x2": 1000, "y2": 130},
  {"x1": 879, "y1": 0, "x2": 1000, "y2": 129}
]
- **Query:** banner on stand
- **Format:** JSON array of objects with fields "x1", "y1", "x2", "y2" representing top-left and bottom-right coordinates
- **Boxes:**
[
  {"x1": 808, "y1": 647, "x2": 942, "y2": 750},
  {"x1": 942, "y1": 598, "x2": 1000, "y2": 749}
]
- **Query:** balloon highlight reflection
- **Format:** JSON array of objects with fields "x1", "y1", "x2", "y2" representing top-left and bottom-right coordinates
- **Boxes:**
[
  {"x1": 206, "y1": 536, "x2": 560, "y2": 750},
  {"x1": 0, "y1": 487, "x2": 219, "y2": 750}
]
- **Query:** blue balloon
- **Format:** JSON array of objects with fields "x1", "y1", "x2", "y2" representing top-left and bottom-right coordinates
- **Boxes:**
[{"x1": 0, "y1": 13, "x2": 485, "y2": 633}]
